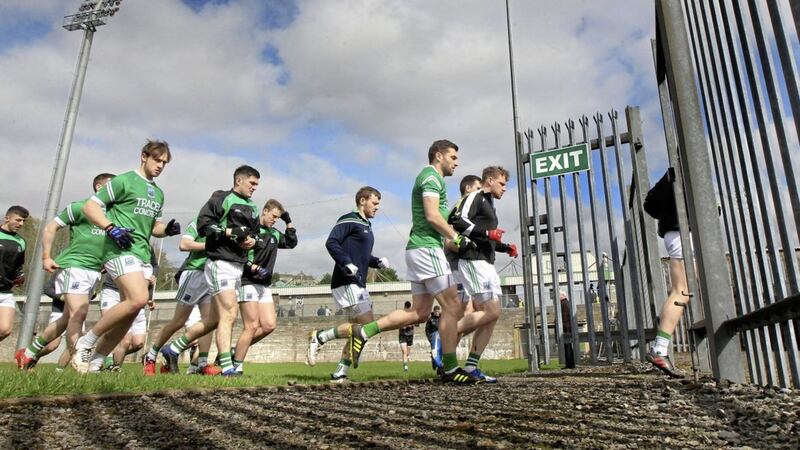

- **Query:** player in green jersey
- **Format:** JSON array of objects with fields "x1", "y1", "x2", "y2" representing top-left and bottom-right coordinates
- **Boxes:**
[
  {"x1": 0, "y1": 205, "x2": 29, "y2": 343},
  {"x1": 142, "y1": 219, "x2": 220, "y2": 376},
  {"x1": 72, "y1": 141, "x2": 181, "y2": 374},
  {"x1": 162, "y1": 165, "x2": 260, "y2": 376},
  {"x1": 346, "y1": 140, "x2": 484, "y2": 384},
  {"x1": 16, "y1": 174, "x2": 114, "y2": 369}
]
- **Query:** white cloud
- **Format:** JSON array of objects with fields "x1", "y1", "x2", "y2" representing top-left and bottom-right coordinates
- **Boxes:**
[{"x1": 0, "y1": 0, "x2": 675, "y2": 279}]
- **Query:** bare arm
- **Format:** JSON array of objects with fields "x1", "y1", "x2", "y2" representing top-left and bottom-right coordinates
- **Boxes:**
[
  {"x1": 152, "y1": 221, "x2": 167, "y2": 238},
  {"x1": 422, "y1": 196, "x2": 457, "y2": 241},
  {"x1": 179, "y1": 236, "x2": 205, "y2": 252},
  {"x1": 83, "y1": 201, "x2": 112, "y2": 229},
  {"x1": 41, "y1": 221, "x2": 63, "y2": 273}
]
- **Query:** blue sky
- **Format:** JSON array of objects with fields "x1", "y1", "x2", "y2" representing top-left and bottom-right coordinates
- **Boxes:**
[{"x1": 0, "y1": 0, "x2": 796, "y2": 278}]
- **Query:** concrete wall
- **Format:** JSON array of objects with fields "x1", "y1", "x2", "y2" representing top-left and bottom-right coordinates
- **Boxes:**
[{"x1": 0, "y1": 301, "x2": 530, "y2": 364}]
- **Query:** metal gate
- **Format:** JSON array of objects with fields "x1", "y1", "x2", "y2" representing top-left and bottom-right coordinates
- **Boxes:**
[
  {"x1": 655, "y1": 0, "x2": 800, "y2": 387},
  {"x1": 514, "y1": 106, "x2": 665, "y2": 368}
]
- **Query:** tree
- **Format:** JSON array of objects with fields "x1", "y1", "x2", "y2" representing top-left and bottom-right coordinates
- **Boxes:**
[
  {"x1": 372, "y1": 267, "x2": 400, "y2": 282},
  {"x1": 318, "y1": 272, "x2": 332, "y2": 285}
]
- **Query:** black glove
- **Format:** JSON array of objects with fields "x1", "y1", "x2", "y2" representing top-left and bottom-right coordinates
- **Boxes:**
[
  {"x1": 229, "y1": 226, "x2": 250, "y2": 243},
  {"x1": 280, "y1": 211, "x2": 292, "y2": 223},
  {"x1": 164, "y1": 219, "x2": 181, "y2": 236},
  {"x1": 105, "y1": 224, "x2": 134, "y2": 249}
]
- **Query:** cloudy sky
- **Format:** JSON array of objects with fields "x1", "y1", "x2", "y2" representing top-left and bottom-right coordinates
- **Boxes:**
[{"x1": 0, "y1": 0, "x2": 693, "y2": 278}]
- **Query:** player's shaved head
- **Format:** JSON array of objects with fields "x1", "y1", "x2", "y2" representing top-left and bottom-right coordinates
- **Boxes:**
[
  {"x1": 234, "y1": 165, "x2": 260, "y2": 182},
  {"x1": 92, "y1": 173, "x2": 115, "y2": 192},
  {"x1": 428, "y1": 139, "x2": 458, "y2": 164},
  {"x1": 355, "y1": 186, "x2": 381, "y2": 206},
  {"x1": 5, "y1": 205, "x2": 28, "y2": 219},
  {"x1": 459, "y1": 175, "x2": 481, "y2": 195}
]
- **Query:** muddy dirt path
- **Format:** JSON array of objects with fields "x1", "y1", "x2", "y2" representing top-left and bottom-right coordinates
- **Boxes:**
[{"x1": 0, "y1": 365, "x2": 797, "y2": 449}]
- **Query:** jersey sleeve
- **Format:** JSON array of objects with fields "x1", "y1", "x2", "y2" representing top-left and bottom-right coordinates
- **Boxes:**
[
  {"x1": 450, "y1": 192, "x2": 487, "y2": 237},
  {"x1": 91, "y1": 175, "x2": 126, "y2": 208},
  {"x1": 325, "y1": 221, "x2": 354, "y2": 268},
  {"x1": 182, "y1": 220, "x2": 199, "y2": 241},
  {"x1": 420, "y1": 174, "x2": 444, "y2": 199},
  {"x1": 196, "y1": 192, "x2": 226, "y2": 238},
  {"x1": 278, "y1": 227, "x2": 298, "y2": 249}
]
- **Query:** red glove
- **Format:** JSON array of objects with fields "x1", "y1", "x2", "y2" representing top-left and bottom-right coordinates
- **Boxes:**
[
  {"x1": 487, "y1": 228, "x2": 505, "y2": 242},
  {"x1": 507, "y1": 244, "x2": 518, "y2": 258}
]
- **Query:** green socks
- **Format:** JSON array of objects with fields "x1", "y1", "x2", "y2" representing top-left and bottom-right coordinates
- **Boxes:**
[
  {"x1": 25, "y1": 336, "x2": 48, "y2": 358},
  {"x1": 362, "y1": 321, "x2": 381, "y2": 339},
  {"x1": 219, "y1": 351, "x2": 234, "y2": 371},
  {"x1": 169, "y1": 335, "x2": 190, "y2": 353},
  {"x1": 443, "y1": 352, "x2": 458, "y2": 373},
  {"x1": 464, "y1": 352, "x2": 481, "y2": 370}
]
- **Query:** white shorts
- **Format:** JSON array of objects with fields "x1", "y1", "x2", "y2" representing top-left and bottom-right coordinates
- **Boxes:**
[
  {"x1": 54, "y1": 267, "x2": 101, "y2": 296},
  {"x1": 664, "y1": 231, "x2": 685, "y2": 259},
  {"x1": 405, "y1": 247, "x2": 452, "y2": 282},
  {"x1": 204, "y1": 260, "x2": 243, "y2": 296},
  {"x1": 332, "y1": 284, "x2": 372, "y2": 315},
  {"x1": 185, "y1": 306, "x2": 202, "y2": 328},
  {"x1": 0, "y1": 292, "x2": 15, "y2": 309},
  {"x1": 239, "y1": 284, "x2": 274, "y2": 303},
  {"x1": 457, "y1": 259, "x2": 502, "y2": 303},
  {"x1": 105, "y1": 255, "x2": 153, "y2": 281},
  {"x1": 100, "y1": 287, "x2": 147, "y2": 335},
  {"x1": 176, "y1": 270, "x2": 211, "y2": 306},
  {"x1": 450, "y1": 269, "x2": 471, "y2": 304},
  {"x1": 48, "y1": 311, "x2": 63, "y2": 324}
]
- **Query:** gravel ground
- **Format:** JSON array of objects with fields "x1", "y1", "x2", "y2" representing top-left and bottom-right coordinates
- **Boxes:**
[{"x1": 0, "y1": 364, "x2": 797, "y2": 449}]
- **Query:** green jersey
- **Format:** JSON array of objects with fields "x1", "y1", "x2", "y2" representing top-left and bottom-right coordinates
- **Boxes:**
[
  {"x1": 406, "y1": 165, "x2": 449, "y2": 250},
  {"x1": 92, "y1": 170, "x2": 164, "y2": 263},
  {"x1": 179, "y1": 220, "x2": 207, "y2": 271},
  {"x1": 53, "y1": 198, "x2": 107, "y2": 271}
]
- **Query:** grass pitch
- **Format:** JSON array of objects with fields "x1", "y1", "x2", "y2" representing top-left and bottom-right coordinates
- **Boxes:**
[{"x1": 0, "y1": 359, "x2": 554, "y2": 399}]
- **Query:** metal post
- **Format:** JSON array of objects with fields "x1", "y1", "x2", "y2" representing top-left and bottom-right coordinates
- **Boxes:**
[
  {"x1": 608, "y1": 110, "x2": 634, "y2": 362},
  {"x1": 558, "y1": 124, "x2": 580, "y2": 365},
  {"x1": 528, "y1": 130, "x2": 549, "y2": 364},
  {"x1": 655, "y1": 0, "x2": 746, "y2": 383},
  {"x1": 582, "y1": 116, "x2": 614, "y2": 364},
  {"x1": 506, "y1": 0, "x2": 539, "y2": 372},
  {"x1": 542, "y1": 122, "x2": 566, "y2": 364},
  {"x1": 566, "y1": 119, "x2": 598, "y2": 363},
  {"x1": 16, "y1": 28, "x2": 96, "y2": 351},
  {"x1": 623, "y1": 106, "x2": 659, "y2": 362}
]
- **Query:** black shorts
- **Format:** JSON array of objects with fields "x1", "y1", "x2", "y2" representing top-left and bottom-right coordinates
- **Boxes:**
[{"x1": 399, "y1": 334, "x2": 413, "y2": 346}]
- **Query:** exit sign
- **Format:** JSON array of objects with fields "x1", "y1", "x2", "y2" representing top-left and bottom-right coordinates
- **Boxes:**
[{"x1": 530, "y1": 143, "x2": 590, "y2": 179}]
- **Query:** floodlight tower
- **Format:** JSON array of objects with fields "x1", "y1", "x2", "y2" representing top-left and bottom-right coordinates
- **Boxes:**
[{"x1": 17, "y1": 0, "x2": 123, "y2": 351}]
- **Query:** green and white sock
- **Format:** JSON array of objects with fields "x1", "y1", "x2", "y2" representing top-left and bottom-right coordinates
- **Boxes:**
[
  {"x1": 233, "y1": 359, "x2": 244, "y2": 372},
  {"x1": 443, "y1": 352, "x2": 459, "y2": 374},
  {"x1": 219, "y1": 351, "x2": 234, "y2": 372},
  {"x1": 654, "y1": 331, "x2": 672, "y2": 356},
  {"x1": 146, "y1": 344, "x2": 159, "y2": 361},
  {"x1": 103, "y1": 355, "x2": 115, "y2": 368},
  {"x1": 198, "y1": 352, "x2": 209, "y2": 368},
  {"x1": 169, "y1": 335, "x2": 191, "y2": 354},
  {"x1": 317, "y1": 327, "x2": 339, "y2": 344},
  {"x1": 360, "y1": 321, "x2": 381, "y2": 340},
  {"x1": 25, "y1": 336, "x2": 48, "y2": 358},
  {"x1": 464, "y1": 352, "x2": 481, "y2": 372},
  {"x1": 333, "y1": 358, "x2": 351, "y2": 377}
]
